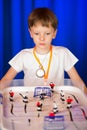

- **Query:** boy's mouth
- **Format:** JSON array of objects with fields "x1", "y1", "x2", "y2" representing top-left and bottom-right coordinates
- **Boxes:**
[{"x1": 39, "y1": 43, "x2": 45, "y2": 45}]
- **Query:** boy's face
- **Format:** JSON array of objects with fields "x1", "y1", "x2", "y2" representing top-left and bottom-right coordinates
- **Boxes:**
[{"x1": 29, "y1": 22, "x2": 57, "y2": 50}]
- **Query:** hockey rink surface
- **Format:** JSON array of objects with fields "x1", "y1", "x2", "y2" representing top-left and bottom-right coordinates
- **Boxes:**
[{"x1": 0, "y1": 85, "x2": 87, "y2": 130}]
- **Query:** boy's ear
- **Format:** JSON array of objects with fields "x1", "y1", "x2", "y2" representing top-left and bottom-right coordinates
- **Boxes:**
[
  {"x1": 53, "y1": 29, "x2": 57, "y2": 39},
  {"x1": 28, "y1": 28, "x2": 32, "y2": 38}
]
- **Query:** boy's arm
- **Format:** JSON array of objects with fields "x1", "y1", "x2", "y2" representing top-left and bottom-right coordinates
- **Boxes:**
[
  {"x1": 67, "y1": 66, "x2": 87, "y2": 95},
  {"x1": 0, "y1": 67, "x2": 17, "y2": 90}
]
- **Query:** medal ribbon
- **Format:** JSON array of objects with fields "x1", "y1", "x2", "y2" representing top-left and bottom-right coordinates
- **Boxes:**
[{"x1": 33, "y1": 46, "x2": 52, "y2": 79}]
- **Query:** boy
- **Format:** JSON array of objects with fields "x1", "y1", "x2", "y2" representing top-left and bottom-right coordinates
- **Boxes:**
[{"x1": 0, "y1": 8, "x2": 87, "y2": 94}]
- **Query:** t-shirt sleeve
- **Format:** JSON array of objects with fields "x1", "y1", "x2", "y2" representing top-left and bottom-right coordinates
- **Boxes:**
[
  {"x1": 9, "y1": 51, "x2": 24, "y2": 72},
  {"x1": 63, "y1": 48, "x2": 79, "y2": 71}
]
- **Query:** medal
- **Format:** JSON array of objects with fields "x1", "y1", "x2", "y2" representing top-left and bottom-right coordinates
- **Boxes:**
[
  {"x1": 33, "y1": 46, "x2": 52, "y2": 79},
  {"x1": 36, "y1": 67, "x2": 45, "y2": 78}
]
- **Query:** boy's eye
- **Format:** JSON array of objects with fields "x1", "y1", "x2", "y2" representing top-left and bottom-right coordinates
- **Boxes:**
[
  {"x1": 46, "y1": 33, "x2": 50, "y2": 35},
  {"x1": 34, "y1": 33, "x2": 39, "y2": 35}
]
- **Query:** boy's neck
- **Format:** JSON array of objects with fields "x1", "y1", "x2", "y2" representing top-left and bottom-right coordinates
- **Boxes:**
[{"x1": 34, "y1": 45, "x2": 52, "y2": 55}]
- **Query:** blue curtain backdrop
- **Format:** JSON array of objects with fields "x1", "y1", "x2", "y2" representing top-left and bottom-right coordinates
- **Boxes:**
[{"x1": 0, "y1": 0, "x2": 87, "y2": 85}]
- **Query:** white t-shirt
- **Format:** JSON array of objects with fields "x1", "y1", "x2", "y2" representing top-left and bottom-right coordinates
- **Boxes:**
[{"x1": 9, "y1": 46, "x2": 78, "y2": 86}]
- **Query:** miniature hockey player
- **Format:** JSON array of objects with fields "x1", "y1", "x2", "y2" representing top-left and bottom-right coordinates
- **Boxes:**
[
  {"x1": 9, "y1": 90, "x2": 14, "y2": 114},
  {"x1": 19, "y1": 92, "x2": 29, "y2": 113},
  {"x1": 53, "y1": 101, "x2": 58, "y2": 113},
  {"x1": 49, "y1": 111, "x2": 55, "y2": 119},
  {"x1": 36, "y1": 101, "x2": 43, "y2": 111},
  {"x1": 66, "y1": 96, "x2": 73, "y2": 109},
  {"x1": 39, "y1": 89, "x2": 46, "y2": 100},
  {"x1": 49, "y1": 82, "x2": 55, "y2": 92},
  {"x1": 60, "y1": 90, "x2": 65, "y2": 103},
  {"x1": 60, "y1": 90, "x2": 64, "y2": 98},
  {"x1": 9, "y1": 90, "x2": 14, "y2": 102}
]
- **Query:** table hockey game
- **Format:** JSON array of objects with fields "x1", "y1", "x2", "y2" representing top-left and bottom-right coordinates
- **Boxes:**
[{"x1": 0, "y1": 80, "x2": 87, "y2": 130}]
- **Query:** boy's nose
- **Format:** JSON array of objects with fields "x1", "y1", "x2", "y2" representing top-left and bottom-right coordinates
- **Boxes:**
[{"x1": 39, "y1": 34, "x2": 45, "y2": 41}]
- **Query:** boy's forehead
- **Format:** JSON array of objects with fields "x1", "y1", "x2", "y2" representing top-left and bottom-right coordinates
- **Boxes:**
[{"x1": 30, "y1": 23, "x2": 54, "y2": 31}]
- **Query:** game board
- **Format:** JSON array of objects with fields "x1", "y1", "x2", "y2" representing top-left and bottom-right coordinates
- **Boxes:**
[{"x1": 0, "y1": 85, "x2": 87, "y2": 130}]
